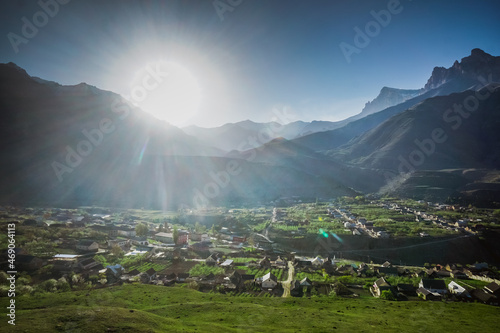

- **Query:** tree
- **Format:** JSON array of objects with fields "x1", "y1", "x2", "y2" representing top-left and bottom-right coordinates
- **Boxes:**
[
  {"x1": 0, "y1": 271, "x2": 8, "y2": 284},
  {"x1": 195, "y1": 221, "x2": 206, "y2": 233},
  {"x1": 135, "y1": 223, "x2": 149, "y2": 237},
  {"x1": 24, "y1": 240, "x2": 56, "y2": 257},
  {"x1": 111, "y1": 244, "x2": 124, "y2": 257},
  {"x1": 173, "y1": 226, "x2": 179, "y2": 245},
  {"x1": 93, "y1": 254, "x2": 108, "y2": 267}
]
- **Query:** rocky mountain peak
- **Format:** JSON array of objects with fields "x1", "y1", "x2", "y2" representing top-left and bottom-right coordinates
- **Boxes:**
[{"x1": 424, "y1": 48, "x2": 500, "y2": 91}]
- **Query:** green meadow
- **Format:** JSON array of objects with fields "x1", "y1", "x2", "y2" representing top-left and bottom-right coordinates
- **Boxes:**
[{"x1": 3, "y1": 284, "x2": 499, "y2": 332}]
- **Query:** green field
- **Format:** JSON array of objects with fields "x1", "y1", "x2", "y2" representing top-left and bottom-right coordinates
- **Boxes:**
[
  {"x1": 3, "y1": 284, "x2": 499, "y2": 332},
  {"x1": 128, "y1": 262, "x2": 169, "y2": 273}
]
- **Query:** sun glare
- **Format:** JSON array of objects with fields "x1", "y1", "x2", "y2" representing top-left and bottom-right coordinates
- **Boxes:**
[{"x1": 127, "y1": 61, "x2": 202, "y2": 127}]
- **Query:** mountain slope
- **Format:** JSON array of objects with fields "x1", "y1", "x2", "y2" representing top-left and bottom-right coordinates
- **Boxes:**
[
  {"x1": 358, "y1": 87, "x2": 423, "y2": 118},
  {"x1": 291, "y1": 49, "x2": 500, "y2": 152},
  {"x1": 329, "y1": 85, "x2": 500, "y2": 204},
  {"x1": 336, "y1": 85, "x2": 500, "y2": 171},
  {"x1": 228, "y1": 137, "x2": 388, "y2": 194},
  {"x1": 183, "y1": 120, "x2": 316, "y2": 152},
  {"x1": 0, "y1": 63, "x2": 354, "y2": 207}
]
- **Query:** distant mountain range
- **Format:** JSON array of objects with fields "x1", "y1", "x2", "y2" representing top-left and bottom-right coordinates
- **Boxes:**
[
  {"x1": 182, "y1": 86, "x2": 423, "y2": 152},
  {"x1": 1, "y1": 48, "x2": 500, "y2": 208}
]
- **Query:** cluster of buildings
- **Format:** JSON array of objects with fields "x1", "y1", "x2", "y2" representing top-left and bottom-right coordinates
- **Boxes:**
[
  {"x1": 327, "y1": 207, "x2": 389, "y2": 238},
  {"x1": 379, "y1": 201, "x2": 487, "y2": 235}
]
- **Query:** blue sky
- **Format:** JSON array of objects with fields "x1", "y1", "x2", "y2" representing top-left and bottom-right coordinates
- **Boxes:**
[{"x1": 1, "y1": 0, "x2": 500, "y2": 127}]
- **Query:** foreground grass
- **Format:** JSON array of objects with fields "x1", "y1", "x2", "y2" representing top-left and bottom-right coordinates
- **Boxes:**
[{"x1": 2, "y1": 284, "x2": 499, "y2": 332}]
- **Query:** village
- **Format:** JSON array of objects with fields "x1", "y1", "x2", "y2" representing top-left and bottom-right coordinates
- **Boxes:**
[{"x1": 1, "y1": 199, "x2": 500, "y2": 307}]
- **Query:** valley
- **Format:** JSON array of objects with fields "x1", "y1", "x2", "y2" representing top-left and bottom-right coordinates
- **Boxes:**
[{"x1": 1, "y1": 197, "x2": 500, "y2": 331}]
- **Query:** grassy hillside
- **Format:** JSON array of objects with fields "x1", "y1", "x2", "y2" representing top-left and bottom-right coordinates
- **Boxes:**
[{"x1": 2, "y1": 284, "x2": 499, "y2": 332}]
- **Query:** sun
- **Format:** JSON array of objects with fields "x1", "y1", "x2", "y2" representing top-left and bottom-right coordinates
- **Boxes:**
[{"x1": 127, "y1": 61, "x2": 202, "y2": 127}]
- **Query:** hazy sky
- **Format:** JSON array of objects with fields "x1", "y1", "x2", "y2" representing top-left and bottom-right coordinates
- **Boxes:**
[{"x1": 1, "y1": 0, "x2": 500, "y2": 127}]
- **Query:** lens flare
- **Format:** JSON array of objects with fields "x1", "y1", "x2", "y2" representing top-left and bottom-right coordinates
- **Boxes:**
[{"x1": 331, "y1": 233, "x2": 343, "y2": 243}]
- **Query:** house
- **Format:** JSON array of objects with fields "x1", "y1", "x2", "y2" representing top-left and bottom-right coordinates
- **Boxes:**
[
  {"x1": 336, "y1": 264, "x2": 356, "y2": 276},
  {"x1": 116, "y1": 226, "x2": 136, "y2": 237},
  {"x1": 311, "y1": 256, "x2": 324, "y2": 267},
  {"x1": 227, "y1": 271, "x2": 242, "y2": 288},
  {"x1": 413, "y1": 270, "x2": 427, "y2": 278},
  {"x1": 448, "y1": 281, "x2": 470, "y2": 297},
  {"x1": 50, "y1": 254, "x2": 78, "y2": 273},
  {"x1": 261, "y1": 272, "x2": 278, "y2": 289},
  {"x1": 163, "y1": 273, "x2": 178, "y2": 285},
  {"x1": 131, "y1": 236, "x2": 149, "y2": 246},
  {"x1": 106, "y1": 264, "x2": 124, "y2": 283},
  {"x1": 419, "y1": 279, "x2": 447, "y2": 295},
  {"x1": 300, "y1": 277, "x2": 312, "y2": 287},
  {"x1": 141, "y1": 268, "x2": 157, "y2": 283},
  {"x1": 484, "y1": 282, "x2": 500, "y2": 297},
  {"x1": 177, "y1": 273, "x2": 189, "y2": 283},
  {"x1": 16, "y1": 255, "x2": 45, "y2": 271},
  {"x1": 220, "y1": 259, "x2": 234, "y2": 268},
  {"x1": 76, "y1": 240, "x2": 99, "y2": 252},
  {"x1": 372, "y1": 277, "x2": 391, "y2": 297},
  {"x1": 426, "y1": 269, "x2": 438, "y2": 279},
  {"x1": 127, "y1": 269, "x2": 141, "y2": 277},
  {"x1": 191, "y1": 233, "x2": 210, "y2": 242},
  {"x1": 155, "y1": 232, "x2": 174, "y2": 244},
  {"x1": 323, "y1": 258, "x2": 336, "y2": 275},
  {"x1": 450, "y1": 270, "x2": 468, "y2": 279},
  {"x1": 357, "y1": 264, "x2": 369, "y2": 277},
  {"x1": 108, "y1": 238, "x2": 130, "y2": 249},
  {"x1": 471, "y1": 262, "x2": 489, "y2": 270},
  {"x1": 177, "y1": 231, "x2": 189, "y2": 245},
  {"x1": 416, "y1": 287, "x2": 442, "y2": 301},
  {"x1": 232, "y1": 236, "x2": 246, "y2": 243},
  {"x1": 471, "y1": 289, "x2": 498, "y2": 305},
  {"x1": 436, "y1": 270, "x2": 451, "y2": 278},
  {"x1": 259, "y1": 256, "x2": 271, "y2": 269},
  {"x1": 397, "y1": 284, "x2": 417, "y2": 296},
  {"x1": 78, "y1": 258, "x2": 101, "y2": 271},
  {"x1": 377, "y1": 266, "x2": 399, "y2": 276},
  {"x1": 201, "y1": 272, "x2": 215, "y2": 281},
  {"x1": 206, "y1": 253, "x2": 219, "y2": 266},
  {"x1": 382, "y1": 261, "x2": 391, "y2": 268},
  {"x1": 273, "y1": 256, "x2": 287, "y2": 268}
]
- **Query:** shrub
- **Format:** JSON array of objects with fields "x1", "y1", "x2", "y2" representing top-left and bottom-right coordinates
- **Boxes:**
[
  {"x1": 39, "y1": 279, "x2": 58, "y2": 292},
  {"x1": 380, "y1": 290, "x2": 396, "y2": 301}
]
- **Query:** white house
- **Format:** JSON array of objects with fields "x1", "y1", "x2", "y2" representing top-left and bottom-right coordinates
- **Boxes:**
[
  {"x1": 448, "y1": 281, "x2": 469, "y2": 296},
  {"x1": 262, "y1": 272, "x2": 278, "y2": 289},
  {"x1": 311, "y1": 256, "x2": 324, "y2": 267}
]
